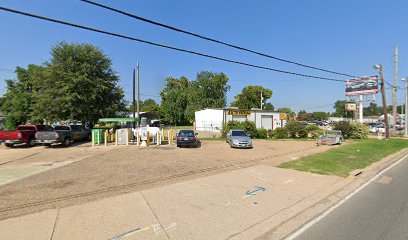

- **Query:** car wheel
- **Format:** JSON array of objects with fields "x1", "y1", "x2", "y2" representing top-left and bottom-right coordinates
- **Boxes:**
[
  {"x1": 177, "y1": 144, "x2": 180, "y2": 148},
  {"x1": 5, "y1": 143, "x2": 14, "y2": 148},
  {"x1": 63, "y1": 138, "x2": 71, "y2": 147},
  {"x1": 339, "y1": 139, "x2": 343, "y2": 145},
  {"x1": 28, "y1": 138, "x2": 36, "y2": 147},
  {"x1": 44, "y1": 143, "x2": 52, "y2": 147}
]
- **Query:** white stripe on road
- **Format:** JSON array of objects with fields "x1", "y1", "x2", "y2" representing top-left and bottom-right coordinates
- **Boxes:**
[{"x1": 285, "y1": 153, "x2": 408, "y2": 240}]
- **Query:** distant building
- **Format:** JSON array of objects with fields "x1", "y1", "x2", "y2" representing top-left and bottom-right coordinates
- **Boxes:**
[{"x1": 195, "y1": 108, "x2": 288, "y2": 132}]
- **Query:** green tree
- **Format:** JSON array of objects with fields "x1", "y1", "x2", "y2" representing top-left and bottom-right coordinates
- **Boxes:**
[
  {"x1": 141, "y1": 99, "x2": 160, "y2": 112},
  {"x1": 298, "y1": 110, "x2": 307, "y2": 116},
  {"x1": 363, "y1": 102, "x2": 383, "y2": 116},
  {"x1": 185, "y1": 71, "x2": 230, "y2": 122},
  {"x1": 298, "y1": 112, "x2": 312, "y2": 121},
  {"x1": 160, "y1": 76, "x2": 189, "y2": 125},
  {"x1": 332, "y1": 100, "x2": 353, "y2": 118},
  {"x1": 30, "y1": 42, "x2": 125, "y2": 125},
  {"x1": 0, "y1": 65, "x2": 45, "y2": 129},
  {"x1": 231, "y1": 86, "x2": 272, "y2": 109},
  {"x1": 277, "y1": 107, "x2": 295, "y2": 117},
  {"x1": 264, "y1": 102, "x2": 274, "y2": 110},
  {"x1": 311, "y1": 111, "x2": 329, "y2": 120},
  {"x1": 128, "y1": 98, "x2": 161, "y2": 113}
]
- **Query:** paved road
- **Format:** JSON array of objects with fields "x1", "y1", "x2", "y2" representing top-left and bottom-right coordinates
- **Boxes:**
[{"x1": 294, "y1": 154, "x2": 408, "y2": 240}]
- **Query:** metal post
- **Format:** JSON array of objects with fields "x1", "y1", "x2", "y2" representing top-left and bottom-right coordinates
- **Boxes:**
[
  {"x1": 379, "y1": 67, "x2": 390, "y2": 139},
  {"x1": 132, "y1": 68, "x2": 136, "y2": 129},
  {"x1": 359, "y1": 95, "x2": 363, "y2": 123},
  {"x1": 137, "y1": 63, "x2": 140, "y2": 127},
  {"x1": 392, "y1": 46, "x2": 398, "y2": 135},
  {"x1": 405, "y1": 77, "x2": 408, "y2": 136}
]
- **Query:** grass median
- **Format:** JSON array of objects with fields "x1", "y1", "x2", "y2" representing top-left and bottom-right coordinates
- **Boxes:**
[{"x1": 279, "y1": 139, "x2": 408, "y2": 177}]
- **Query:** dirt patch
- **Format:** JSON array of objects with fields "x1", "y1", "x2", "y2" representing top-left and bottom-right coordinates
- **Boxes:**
[{"x1": 0, "y1": 140, "x2": 332, "y2": 219}]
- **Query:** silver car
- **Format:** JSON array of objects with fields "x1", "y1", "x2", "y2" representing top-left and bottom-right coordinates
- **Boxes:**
[{"x1": 226, "y1": 129, "x2": 253, "y2": 148}]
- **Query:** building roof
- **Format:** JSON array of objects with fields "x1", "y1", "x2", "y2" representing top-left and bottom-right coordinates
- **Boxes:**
[{"x1": 196, "y1": 108, "x2": 286, "y2": 114}]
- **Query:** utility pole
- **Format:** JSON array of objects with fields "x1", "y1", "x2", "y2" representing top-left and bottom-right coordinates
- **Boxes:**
[
  {"x1": 132, "y1": 68, "x2": 136, "y2": 129},
  {"x1": 137, "y1": 62, "x2": 140, "y2": 127},
  {"x1": 377, "y1": 65, "x2": 390, "y2": 139},
  {"x1": 403, "y1": 77, "x2": 408, "y2": 136},
  {"x1": 260, "y1": 91, "x2": 263, "y2": 109},
  {"x1": 392, "y1": 46, "x2": 398, "y2": 135}
]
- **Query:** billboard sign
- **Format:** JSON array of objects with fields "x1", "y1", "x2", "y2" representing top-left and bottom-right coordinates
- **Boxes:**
[{"x1": 345, "y1": 76, "x2": 379, "y2": 95}]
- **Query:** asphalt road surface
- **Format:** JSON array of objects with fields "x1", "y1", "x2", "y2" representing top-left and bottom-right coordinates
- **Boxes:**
[{"x1": 293, "y1": 154, "x2": 408, "y2": 240}]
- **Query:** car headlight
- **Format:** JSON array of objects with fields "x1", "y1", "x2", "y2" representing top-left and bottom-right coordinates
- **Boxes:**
[{"x1": 232, "y1": 140, "x2": 239, "y2": 144}]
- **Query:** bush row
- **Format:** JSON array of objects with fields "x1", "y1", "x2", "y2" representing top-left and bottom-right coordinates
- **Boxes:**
[{"x1": 222, "y1": 120, "x2": 369, "y2": 140}]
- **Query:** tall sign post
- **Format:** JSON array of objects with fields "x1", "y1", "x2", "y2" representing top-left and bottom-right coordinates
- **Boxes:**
[{"x1": 345, "y1": 76, "x2": 379, "y2": 123}]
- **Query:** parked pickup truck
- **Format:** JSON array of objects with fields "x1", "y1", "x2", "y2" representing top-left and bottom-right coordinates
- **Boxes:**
[
  {"x1": 35, "y1": 125, "x2": 91, "y2": 147},
  {"x1": 0, "y1": 124, "x2": 52, "y2": 147}
]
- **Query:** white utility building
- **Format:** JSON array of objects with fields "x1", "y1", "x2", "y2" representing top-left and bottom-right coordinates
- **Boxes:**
[{"x1": 195, "y1": 108, "x2": 288, "y2": 132}]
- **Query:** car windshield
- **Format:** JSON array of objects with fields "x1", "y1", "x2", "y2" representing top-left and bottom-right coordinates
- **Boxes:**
[
  {"x1": 231, "y1": 130, "x2": 247, "y2": 136},
  {"x1": 179, "y1": 130, "x2": 195, "y2": 137},
  {"x1": 37, "y1": 125, "x2": 53, "y2": 131},
  {"x1": 54, "y1": 126, "x2": 70, "y2": 131},
  {"x1": 16, "y1": 126, "x2": 36, "y2": 131}
]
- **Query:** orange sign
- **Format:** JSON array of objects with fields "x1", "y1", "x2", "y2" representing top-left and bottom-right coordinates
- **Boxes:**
[{"x1": 279, "y1": 114, "x2": 287, "y2": 120}]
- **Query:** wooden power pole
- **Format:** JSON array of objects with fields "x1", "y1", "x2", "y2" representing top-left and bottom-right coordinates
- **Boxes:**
[{"x1": 379, "y1": 66, "x2": 390, "y2": 139}]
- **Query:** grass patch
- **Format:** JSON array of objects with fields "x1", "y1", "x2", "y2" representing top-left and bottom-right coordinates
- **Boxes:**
[
  {"x1": 279, "y1": 139, "x2": 408, "y2": 177},
  {"x1": 264, "y1": 138, "x2": 316, "y2": 141}
]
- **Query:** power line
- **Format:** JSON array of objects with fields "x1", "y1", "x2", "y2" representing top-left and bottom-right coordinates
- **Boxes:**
[
  {"x1": 0, "y1": 6, "x2": 346, "y2": 83},
  {"x1": 80, "y1": 0, "x2": 357, "y2": 78},
  {"x1": 0, "y1": 68, "x2": 14, "y2": 72}
]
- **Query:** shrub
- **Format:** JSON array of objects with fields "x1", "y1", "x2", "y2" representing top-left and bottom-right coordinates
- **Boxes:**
[
  {"x1": 350, "y1": 122, "x2": 369, "y2": 139},
  {"x1": 273, "y1": 128, "x2": 288, "y2": 139},
  {"x1": 267, "y1": 129, "x2": 274, "y2": 138},
  {"x1": 222, "y1": 120, "x2": 257, "y2": 137},
  {"x1": 285, "y1": 121, "x2": 307, "y2": 138},
  {"x1": 242, "y1": 120, "x2": 257, "y2": 137},
  {"x1": 256, "y1": 128, "x2": 268, "y2": 139},
  {"x1": 305, "y1": 124, "x2": 324, "y2": 138},
  {"x1": 222, "y1": 120, "x2": 244, "y2": 137},
  {"x1": 333, "y1": 121, "x2": 353, "y2": 139}
]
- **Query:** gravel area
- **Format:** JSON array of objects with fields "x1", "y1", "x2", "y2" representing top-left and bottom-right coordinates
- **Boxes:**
[{"x1": 0, "y1": 140, "x2": 332, "y2": 219}]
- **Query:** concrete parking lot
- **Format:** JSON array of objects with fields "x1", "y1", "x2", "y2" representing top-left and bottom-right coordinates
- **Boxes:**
[{"x1": 0, "y1": 140, "x2": 333, "y2": 220}]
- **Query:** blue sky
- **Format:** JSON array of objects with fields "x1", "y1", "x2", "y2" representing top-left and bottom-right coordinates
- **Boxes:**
[{"x1": 1, "y1": 0, "x2": 407, "y2": 113}]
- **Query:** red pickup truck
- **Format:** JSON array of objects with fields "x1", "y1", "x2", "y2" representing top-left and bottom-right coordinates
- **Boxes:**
[{"x1": 0, "y1": 124, "x2": 52, "y2": 147}]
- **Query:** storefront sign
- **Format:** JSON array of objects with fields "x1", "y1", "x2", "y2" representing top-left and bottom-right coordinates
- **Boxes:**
[{"x1": 227, "y1": 110, "x2": 251, "y2": 116}]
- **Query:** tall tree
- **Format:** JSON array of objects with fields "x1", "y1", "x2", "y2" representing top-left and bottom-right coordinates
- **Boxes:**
[
  {"x1": 160, "y1": 76, "x2": 189, "y2": 125},
  {"x1": 31, "y1": 42, "x2": 125, "y2": 125},
  {"x1": 0, "y1": 65, "x2": 45, "y2": 129},
  {"x1": 185, "y1": 71, "x2": 230, "y2": 122},
  {"x1": 231, "y1": 86, "x2": 272, "y2": 109}
]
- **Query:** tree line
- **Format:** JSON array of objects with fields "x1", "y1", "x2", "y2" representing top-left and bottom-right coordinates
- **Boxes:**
[{"x1": 0, "y1": 42, "x2": 280, "y2": 129}]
